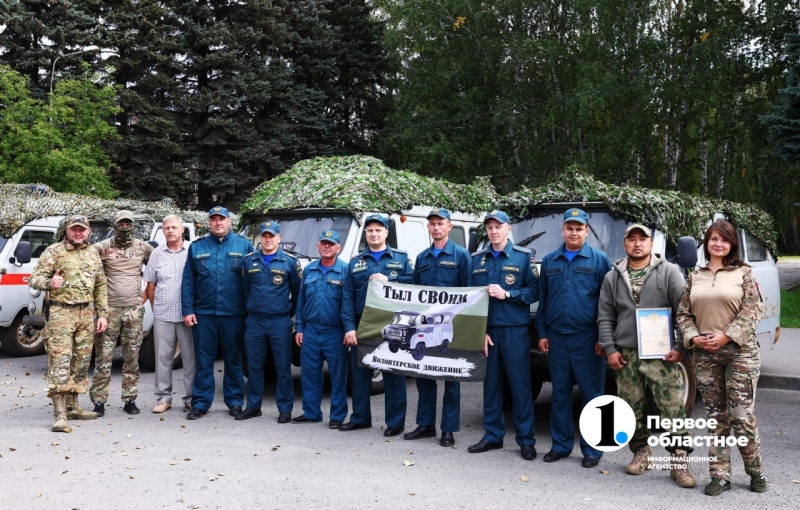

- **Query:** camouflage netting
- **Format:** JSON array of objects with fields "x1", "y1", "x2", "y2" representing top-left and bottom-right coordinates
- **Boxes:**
[
  {"x1": 500, "y1": 167, "x2": 777, "y2": 254},
  {"x1": 240, "y1": 155, "x2": 498, "y2": 222},
  {"x1": 0, "y1": 183, "x2": 217, "y2": 240}
]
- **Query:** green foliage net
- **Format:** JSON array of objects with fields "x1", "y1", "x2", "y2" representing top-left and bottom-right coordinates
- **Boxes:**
[
  {"x1": 0, "y1": 183, "x2": 217, "y2": 240},
  {"x1": 500, "y1": 166, "x2": 777, "y2": 254}
]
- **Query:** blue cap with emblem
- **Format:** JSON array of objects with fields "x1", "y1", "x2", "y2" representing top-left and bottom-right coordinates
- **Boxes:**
[
  {"x1": 563, "y1": 208, "x2": 588, "y2": 224},
  {"x1": 208, "y1": 206, "x2": 230, "y2": 218},
  {"x1": 484, "y1": 210, "x2": 510, "y2": 225},
  {"x1": 364, "y1": 214, "x2": 389, "y2": 229},
  {"x1": 319, "y1": 230, "x2": 341, "y2": 244},
  {"x1": 260, "y1": 221, "x2": 280, "y2": 235},
  {"x1": 427, "y1": 208, "x2": 451, "y2": 220}
]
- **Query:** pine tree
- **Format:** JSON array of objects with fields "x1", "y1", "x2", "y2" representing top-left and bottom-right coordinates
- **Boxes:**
[{"x1": 762, "y1": 33, "x2": 800, "y2": 164}]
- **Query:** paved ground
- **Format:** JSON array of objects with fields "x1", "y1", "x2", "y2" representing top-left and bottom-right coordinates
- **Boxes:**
[{"x1": 778, "y1": 259, "x2": 800, "y2": 290}]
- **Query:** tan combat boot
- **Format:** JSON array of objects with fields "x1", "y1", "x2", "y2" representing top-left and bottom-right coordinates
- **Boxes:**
[
  {"x1": 66, "y1": 394, "x2": 98, "y2": 420},
  {"x1": 52, "y1": 395, "x2": 73, "y2": 433},
  {"x1": 670, "y1": 449, "x2": 696, "y2": 488},
  {"x1": 626, "y1": 445, "x2": 652, "y2": 475}
]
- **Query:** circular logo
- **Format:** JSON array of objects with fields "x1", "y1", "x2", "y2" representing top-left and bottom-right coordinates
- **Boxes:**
[
  {"x1": 578, "y1": 396, "x2": 636, "y2": 452},
  {"x1": 272, "y1": 275, "x2": 284, "y2": 285},
  {"x1": 389, "y1": 271, "x2": 398, "y2": 278},
  {"x1": 504, "y1": 274, "x2": 516, "y2": 285},
  {"x1": 571, "y1": 210, "x2": 579, "y2": 216}
]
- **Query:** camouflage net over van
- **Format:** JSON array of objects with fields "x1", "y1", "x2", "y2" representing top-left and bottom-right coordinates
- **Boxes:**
[
  {"x1": 240, "y1": 155, "x2": 498, "y2": 221},
  {"x1": 0, "y1": 183, "x2": 214, "y2": 239},
  {"x1": 500, "y1": 167, "x2": 777, "y2": 254}
]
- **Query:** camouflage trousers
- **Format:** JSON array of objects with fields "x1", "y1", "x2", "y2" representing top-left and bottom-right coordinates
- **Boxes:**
[
  {"x1": 44, "y1": 304, "x2": 96, "y2": 398},
  {"x1": 90, "y1": 304, "x2": 145, "y2": 404},
  {"x1": 695, "y1": 344, "x2": 763, "y2": 480},
  {"x1": 615, "y1": 346, "x2": 691, "y2": 454}
]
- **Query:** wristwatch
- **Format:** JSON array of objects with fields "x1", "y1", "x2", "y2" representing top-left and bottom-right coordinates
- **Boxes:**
[{"x1": 504, "y1": 291, "x2": 510, "y2": 299}]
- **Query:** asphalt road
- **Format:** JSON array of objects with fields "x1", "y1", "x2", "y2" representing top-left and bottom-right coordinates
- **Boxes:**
[{"x1": 1, "y1": 351, "x2": 799, "y2": 510}]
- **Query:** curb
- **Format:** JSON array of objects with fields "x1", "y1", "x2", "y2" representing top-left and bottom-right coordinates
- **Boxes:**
[{"x1": 758, "y1": 374, "x2": 800, "y2": 391}]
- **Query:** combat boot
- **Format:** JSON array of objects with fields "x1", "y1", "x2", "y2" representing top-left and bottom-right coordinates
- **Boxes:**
[
  {"x1": 750, "y1": 474, "x2": 768, "y2": 493},
  {"x1": 51, "y1": 395, "x2": 73, "y2": 433},
  {"x1": 65, "y1": 394, "x2": 98, "y2": 420},
  {"x1": 625, "y1": 445, "x2": 652, "y2": 475},
  {"x1": 669, "y1": 449, "x2": 696, "y2": 488}
]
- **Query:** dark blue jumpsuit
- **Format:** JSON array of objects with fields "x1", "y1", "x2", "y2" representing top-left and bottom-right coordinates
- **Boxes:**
[
  {"x1": 412, "y1": 239, "x2": 471, "y2": 433},
  {"x1": 470, "y1": 241, "x2": 539, "y2": 446},
  {"x1": 536, "y1": 242, "x2": 611, "y2": 457},
  {"x1": 342, "y1": 247, "x2": 413, "y2": 428},
  {"x1": 296, "y1": 257, "x2": 349, "y2": 422},
  {"x1": 181, "y1": 232, "x2": 253, "y2": 412},
  {"x1": 242, "y1": 248, "x2": 302, "y2": 413}
]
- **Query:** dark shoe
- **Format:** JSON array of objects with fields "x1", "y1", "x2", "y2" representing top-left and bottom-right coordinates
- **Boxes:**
[
  {"x1": 404, "y1": 425, "x2": 436, "y2": 440},
  {"x1": 329, "y1": 420, "x2": 343, "y2": 429},
  {"x1": 705, "y1": 478, "x2": 731, "y2": 496},
  {"x1": 228, "y1": 405, "x2": 243, "y2": 417},
  {"x1": 384, "y1": 426, "x2": 404, "y2": 437},
  {"x1": 292, "y1": 416, "x2": 319, "y2": 424},
  {"x1": 582, "y1": 455, "x2": 600, "y2": 468},
  {"x1": 186, "y1": 408, "x2": 207, "y2": 420},
  {"x1": 521, "y1": 445, "x2": 537, "y2": 460},
  {"x1": 543, "y1": 450, "x2": 567, "y2": 462},
  {"x1": 440, "y1": 432, "x2": 455, "y2": 447},
  {"x1": 234, "y1": 408, "x2": 262, "y2": 421},
  {"x1": 93, "y1": 402, "x2": 105, "y2": 418},
  {"x1": 467, "y1": 439, "x2": 503, "y2": 453},
  {"x1": 339, "y1": 421, "x2": 372, "y2": 432},
  {"x1": 750, "y1": 475, "x2": 767, "y2": 493},
  {"x1": 277, "y1": 411, "x2": 292, "y2": 423},
  {"x1": 123, "y1": 401, "x2": 140, "y2": 415}
]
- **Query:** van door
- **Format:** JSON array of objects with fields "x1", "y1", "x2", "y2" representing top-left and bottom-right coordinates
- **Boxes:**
[{"x1": 740, "y1": 230, "x2": 780, "y2": 349}]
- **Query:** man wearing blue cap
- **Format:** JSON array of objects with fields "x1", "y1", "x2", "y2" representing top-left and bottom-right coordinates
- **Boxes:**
[
  {"x1": 468, "y1": 210, "x2": 539, "y2": 460},
  {"x1": 340, "y1": 214, "x2": 413, "y2": 435},
  {"x1": 405, "y1": 208, "x2": 471, "y2": 447},
  {"x1": 182, "y1": 206, "x2": 253, "y2": 420},
  {"x1": 237, "y1": 221, "x2": 302, "y2": 422},
  {"x1": 292, "y1": 230, "x2": 349, "y2": 428},
  {"x1": 537, "y1": 208, "x2": 612, "y2": 467}
]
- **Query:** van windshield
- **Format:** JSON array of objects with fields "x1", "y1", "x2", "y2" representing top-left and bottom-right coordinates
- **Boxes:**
[
  {"x1": 391, "y1": 312, "x2": 419, "y2": 326},
  {"x1": 239, "y1": 212, "x2": 356, "y2": 258},
  {"x1": 511, "y1": 206, "x2": 629, "y2": 261},
  {"x1": 88, "y1": 223, "x2": 116, "y2": 244}
]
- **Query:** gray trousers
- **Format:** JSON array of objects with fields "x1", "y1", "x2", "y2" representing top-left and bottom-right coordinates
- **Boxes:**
[{"x1": 154, "y1": 318, "x2": 195, "y2": 405}]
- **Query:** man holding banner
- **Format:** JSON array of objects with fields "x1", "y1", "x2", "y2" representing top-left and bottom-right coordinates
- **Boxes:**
[
  {"x1": 340, "y1": 214, "x2": 413, "y2": 435},
  {"x1": 468, "y1": 210, "x2": 539, "y2": 460},
  {"x1": 404, "y1": 208, "x2": 471, "y2": 447}
]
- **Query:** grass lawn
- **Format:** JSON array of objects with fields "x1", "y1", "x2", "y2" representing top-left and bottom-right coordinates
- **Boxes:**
[
  {"x1": 779, "y1": 255, "x2": 800, "y2": 261},
  {"x1": 781, "y1": 287, "x2": 800, "y2": 328}
]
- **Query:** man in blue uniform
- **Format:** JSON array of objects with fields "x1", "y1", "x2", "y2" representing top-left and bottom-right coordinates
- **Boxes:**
[
  {"x1": 292, "y1": 230, "x2": 349, "y2": 428},
  {"x1": 340, "y1": 214, "x2": 413, "y2": 435},
  {"x1": 404, "y1": 208, "x2": 471, "y2": 447},
  {"x1": 536, "y1": 208, "x2": 612, "y2": 467},
  {"x1": 237, "y1": 221, "x2": 302, "y2": 422},
  {"x1": 182, "y1": 206, "x2": 254, "y2": 420},
  {"x1": 467, "y1": 210, "x2": 539, "y2": 460}
]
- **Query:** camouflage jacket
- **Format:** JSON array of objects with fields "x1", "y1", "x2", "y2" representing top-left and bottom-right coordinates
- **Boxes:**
[
  {"x1": 29, "y1": 240, "x2": 109, "y2": 318},
  {"x1": 92, "y1": 238, "x2": 153, "y2": 307}
]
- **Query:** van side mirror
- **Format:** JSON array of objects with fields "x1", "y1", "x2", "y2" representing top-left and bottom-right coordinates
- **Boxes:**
[
  {"x1": 676, "y1": 236, "x2": 698, "y2": 269},
  {"x1": 13, "y1": 241, "x2": 32, "y2": 265}
]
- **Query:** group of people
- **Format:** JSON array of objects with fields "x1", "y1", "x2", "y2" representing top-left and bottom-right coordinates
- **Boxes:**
[{"x1": 29, "y1": 205, "x2": 766, "y2": 497}]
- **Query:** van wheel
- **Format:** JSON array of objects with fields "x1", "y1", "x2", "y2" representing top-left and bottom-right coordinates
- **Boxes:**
[
  {"x1": 138, "y1": 329, "x2": 182, "y2": 372},
  {"x1": 388, "y1": 343, "x2": 399, "y2": 353},
  {"x1": 438, "y1": 339, "x2": 449, "y2": 353},
  {"x1": 412, "y1": 344, "x2": 425, "y2": 361},
  {"x1": 0, "y1": 312, "x2": 45, "y2": 357}
]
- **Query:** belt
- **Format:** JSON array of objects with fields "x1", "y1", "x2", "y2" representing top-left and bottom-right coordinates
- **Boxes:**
[{"x1": 49, "y1": 301, "x2": 92, "y2": 310}]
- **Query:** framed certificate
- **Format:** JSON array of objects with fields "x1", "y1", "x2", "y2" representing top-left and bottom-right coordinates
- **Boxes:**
[{"x1": 636, "y1": 308, "x2": 674, "y2": 359}]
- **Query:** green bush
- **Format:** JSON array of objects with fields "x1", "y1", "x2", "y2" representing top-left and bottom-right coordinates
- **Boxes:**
[{"x1": 780, "y1": 288, "x2": 800, "y2": 329}]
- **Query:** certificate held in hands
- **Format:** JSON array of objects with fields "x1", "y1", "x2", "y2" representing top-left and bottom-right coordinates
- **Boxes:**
[{"x1": 636, "y1": 308, "x2": 674, "y2": 359}]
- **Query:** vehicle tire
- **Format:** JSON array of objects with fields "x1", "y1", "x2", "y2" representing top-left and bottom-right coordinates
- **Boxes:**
[
  {"x1": 438, "y1": 339, "x2": 449, "y2": 354},
  {"x1": 0, "y1": 312, "x2": 46, "y2": 357},
  {"x1": 137, "y1": 329, "x2": 183, "y2": 372},
  {"x1": 412, "y1": 343, "x2": 425, "y2": 361},
  {"x1": 388, "y1": 343, "x2": 399, "y2": 353}
]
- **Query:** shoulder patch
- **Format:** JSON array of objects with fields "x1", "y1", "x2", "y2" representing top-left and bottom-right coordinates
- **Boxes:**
[
  {"x1": 473, "y1": 249, "x2": 487, "y2": 257},
  {"x1": 512, "y1": 245, "x2": 532, "y2": 254}
]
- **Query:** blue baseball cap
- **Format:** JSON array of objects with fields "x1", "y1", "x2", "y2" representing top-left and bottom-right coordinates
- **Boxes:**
[
  {"x1": 208, "y1": 206, "x2": 230, "y2": 218},
  {"x1": 364, "y1": 214, "x2": 389, "y2": 229},
  {"x1": 427, "y1": 208, "x2": 451, "y2": 220},
  {"x1": 319, "y1": 230, "x2": 341, "y2": 244},
  {"x1": 484, "y1": 210, "x2": 510, "y2": 225},
  {"x1": 563, "y1": 208, "x2": 588, "y2": 224},
  {"x1": 260, "y1": 221, "x2": 280, "y2": 235}
]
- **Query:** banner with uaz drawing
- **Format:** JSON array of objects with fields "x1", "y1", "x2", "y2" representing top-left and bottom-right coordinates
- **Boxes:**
[{"x1": 356, "y1": 281, "x2": 489, "y2": 382}]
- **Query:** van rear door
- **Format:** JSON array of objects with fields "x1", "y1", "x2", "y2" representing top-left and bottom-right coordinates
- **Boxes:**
[{"x1": 740, "y1": 230, "x2": 781, "y2": 348}]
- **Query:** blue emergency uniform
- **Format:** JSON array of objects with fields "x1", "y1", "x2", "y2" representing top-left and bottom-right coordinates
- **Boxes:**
[
  {"x1": 181, "y1": 231, "x2": 253, "y2": 412},
  {"x1": 412, "y1": 239, "x2": 471, "y2": 433},
  {"x1": 342, "y1": 247, "x2": 413, "y2": 428},
  {"x1": 470, "y1": 241, "x2": 539, "y2": 446},
  {"x1": 296, "y1": 257, "x2": 349, "y2": 422},
  {"x1": 536, "y1": 242, "x2": 611, "y2": 457},
  {"x1": 242, "y1": 248, "x2": 302, "y2": 413}
]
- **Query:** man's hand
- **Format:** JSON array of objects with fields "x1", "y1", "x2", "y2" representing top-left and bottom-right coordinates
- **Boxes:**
[
  {"x1": 295, "y1": 332, "x2": 303, "y2": 347},
  {"x1": 607, "y1": 351, "x2": 626, "y2": 370},
  {"x1": 595, "y1": 342, "x2": 604, "y2": 356},
  {"x1": 487, "y1": 284, "x2": 506, "y2": 300},
  {"x1": 664, "y1": 350, "x2": 683, "y2": 363},
  {"x1": 538, "y1": 338, "x2": 549, "y2": 353},
  {"x1": 344, "y1": 330, "x2": 358, "y2": 346},
  {"x1": 369, "y1": 273, "x2": 388, "y2": 282},
  {"x1": 141, "y1": 289, "x2": 148, "y2": 305},
  {"x1": 484, "y1": 334, "x2": 494, "y2": 357},
  {"x1": 96, "y1": 317, "x2": 108, "y2": 334},
  {"x1": 50, "y1": 269, "x2": 64, "y2": 289},
  {"x1": 184, "y1": 314, "x2": 197, "y2": 327}
]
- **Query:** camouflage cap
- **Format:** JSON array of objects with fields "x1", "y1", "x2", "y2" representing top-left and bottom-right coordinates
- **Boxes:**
[
  {"x1": 66, "y1": 215, "x2": 90, "y2": 230},
  {"x1": 624, "y1": 223, "x2": 652, "y2": 238},
  {"x1": 115, "y1": 210, "x2": 135, "y2": 224}
]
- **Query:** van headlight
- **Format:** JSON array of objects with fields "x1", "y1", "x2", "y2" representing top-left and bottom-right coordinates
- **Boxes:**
[
  {"x1": 29, "y1": 287, "x2": 41, "y2": 298},
  {"x1": 27, "y1": 301, "x2": 37, "y2": 314}
]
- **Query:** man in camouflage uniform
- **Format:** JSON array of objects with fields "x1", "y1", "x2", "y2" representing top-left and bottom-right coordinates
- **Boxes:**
[
  {"x1": 597, "y1": 224, "x2": 695, "y2": 487},
  {"x1": 29, "y1": 215, "x2": 109, "y2": 432},
  {"x1": 89, "y1": 211, "x2": 153, "y2": 416}
]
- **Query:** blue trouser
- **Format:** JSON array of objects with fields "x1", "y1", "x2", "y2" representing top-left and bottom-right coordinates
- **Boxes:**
[
  {"x1": 349, "y1": 342, "x2": 407, "y2": 428},
  {"x1": 483, "y1": 325, "x2": 535, "y2": 446},
  {"x1": 548, "y1": 329, "x2": 606, "y2": 457},
  {"x1": 244, "y1": 314, "x2": 293, "y2": 412},
  {"x1": 415, "y1": 378, "x2": 460, "y2": 432},
  {"x1": 300, "y1": 323, "x2": 348, "y2": 421},
  {"x1": 191, "y1": 314, "x2": 245, "y2": 411}
]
